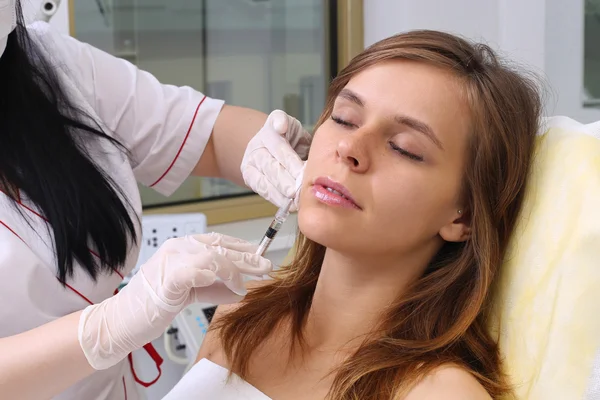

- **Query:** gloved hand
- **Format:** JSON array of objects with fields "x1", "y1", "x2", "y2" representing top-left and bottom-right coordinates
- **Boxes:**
[
  {"x1": 241, "y1": 110, "x2": 311, "y2": 211},
  {"x1": 77, "y1": 233, "x2": 272, "y2": 370}
]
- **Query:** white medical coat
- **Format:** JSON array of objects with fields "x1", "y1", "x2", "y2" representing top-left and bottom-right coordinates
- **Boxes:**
[{"x1": 0, "y1": 21, "x2": 224, "y2": 400}]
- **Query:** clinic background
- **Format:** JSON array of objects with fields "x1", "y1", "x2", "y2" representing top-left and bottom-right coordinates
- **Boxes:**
[{"x1": 19, "y1": 0, "x2": 600, "y2": 398}]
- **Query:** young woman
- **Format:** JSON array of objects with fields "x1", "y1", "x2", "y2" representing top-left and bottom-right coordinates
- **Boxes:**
[{"x1": 164, "y1": 30, "x2": 543, "y2": 399}]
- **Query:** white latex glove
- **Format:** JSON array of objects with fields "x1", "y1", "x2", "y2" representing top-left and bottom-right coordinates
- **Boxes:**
[
  {"x1": 78, "y1": 233, "x2": 272, "y2": 370},
  {"x1": 241, "y1": 110, "x2": 311, "y2": 211}
]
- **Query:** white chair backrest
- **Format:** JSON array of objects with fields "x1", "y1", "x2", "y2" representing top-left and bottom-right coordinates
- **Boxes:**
[{"x1": 490, "y1": 116, "x2": 600, "y2": 400}]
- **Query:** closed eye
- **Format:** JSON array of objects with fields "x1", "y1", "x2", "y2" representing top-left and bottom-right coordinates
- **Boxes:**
[
  {"x1": 331, "y1": 115, "x2": 355, "y2": 128},
  {"x1": 389, "y1": 142, "x2": 424, "y2": 162}
]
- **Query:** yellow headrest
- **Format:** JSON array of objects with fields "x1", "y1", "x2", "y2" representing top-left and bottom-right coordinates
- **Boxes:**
[{"x1": 491, "y1": 117, "x2": 600, "y2": 399}]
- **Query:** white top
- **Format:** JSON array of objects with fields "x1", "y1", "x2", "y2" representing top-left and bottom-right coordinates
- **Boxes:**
[
  {"x1": 0, "y1": 22, "x2": 224, "y2": 400},
  {"x1": 163, "y1": 359, "x2": 272, "y2": 400}
]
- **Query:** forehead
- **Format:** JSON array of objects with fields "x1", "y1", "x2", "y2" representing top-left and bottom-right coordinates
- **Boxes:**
[{"x1": 340, "y1": 60, "x2": 472, "y2": 145}]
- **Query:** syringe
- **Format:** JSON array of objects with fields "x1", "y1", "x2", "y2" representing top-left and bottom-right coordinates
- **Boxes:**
[{"x1": 255, "y1": 198, "x2": 294, "y2": 256}]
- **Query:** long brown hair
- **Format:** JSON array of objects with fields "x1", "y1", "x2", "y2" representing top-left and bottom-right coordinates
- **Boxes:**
[{"x1": 215, "y1": 30, "x2": 543, "y2": 399}]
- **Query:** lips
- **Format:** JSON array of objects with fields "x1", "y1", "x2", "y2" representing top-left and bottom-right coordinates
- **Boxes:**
[{"x1": 312, "y1": 177, "x2": 361, "y2": 209}]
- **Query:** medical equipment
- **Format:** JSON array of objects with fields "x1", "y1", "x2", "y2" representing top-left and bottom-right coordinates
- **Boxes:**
[
  {"x1": 122, "y1": 212, "x2": 208, "y2": 287},
  {"x1": 168, "y1": 302, "x2": 218, "y2": 371},
  {"x1": 256, "y1": 197, "x2": 294, "y2": 256},
  {"x1": 35, "y1": 0, "x2": 61, "y2": 23}
]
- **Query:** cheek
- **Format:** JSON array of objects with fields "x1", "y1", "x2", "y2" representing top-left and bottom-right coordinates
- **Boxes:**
[{"x1": 370, "y1": 174, "x2": 458, "y2": 235}]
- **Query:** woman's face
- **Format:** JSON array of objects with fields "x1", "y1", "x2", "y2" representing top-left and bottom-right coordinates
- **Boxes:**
[{"x1": 298, "y1": 60, "x2": 472, "y2": 262}]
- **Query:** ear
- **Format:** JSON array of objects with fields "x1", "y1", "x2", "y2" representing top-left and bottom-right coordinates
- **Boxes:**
[{"x1": 439, "y1": 210, "x2": 471, "y2": 242}]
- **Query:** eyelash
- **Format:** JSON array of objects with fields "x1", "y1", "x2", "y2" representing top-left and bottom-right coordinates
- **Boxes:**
[
  {"x1": 331, "y1": 115, "x2": 354, "y2": 127},
  {"x1": 331, "y1": 115, "x2": 424, "y2": 162},
  {"x1": 389, "y1": 142, "x2": 424, "y2": 162}
]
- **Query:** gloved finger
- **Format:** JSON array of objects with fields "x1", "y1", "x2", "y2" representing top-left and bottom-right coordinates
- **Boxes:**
[
  {"x1": 191, "y1": 280, "x2": 245, "y2": 305},
  {"x1": 167, "y1": 251, "x2": 246, "y2": 296},
  {"x1": 210, "y1": 252, "x2": 247, "y2": 295},
  {"x1": 223, "y1": 275, "x2": 246, "y2": 297},
  {"x1": 269, "y1": 110, "x2": 306, "y2": 146},
  {"x1": 276, "y1": 113, "x2": 312, "y2": 159},
  {"x1": 164, "y1": 252, "x2": 218, "y2": 293},
  {"x1": 269, "y1": 110, "x2": 290, "y2": 134},
  {"x1": 213, "y1": 247, "x2": 273, "y2": 276},
  {"x1": 242, "y1": 164, "x2": 273, "y2": 201},
  {"x1": 192, "y1": 232, "x2": 258, "y2": 253},
  {"x1": 233, "y1": 259, "x2": 272, "y2": 277},
  {"x1": 243, "y1": 165, "x2": 291, "y2": 208},
  {"x1": 252, "y1": 147, "x2": 298, "y2": 198},
  {"x1": 167, "y1": 268, "x2": 218, "y2": 297},
  {"x1": 244, "y1": 161, "x2": 296, "y2": 203},
  {"x1": 152, "y1": 236, "x2": 191, "y2": 255},
  {"x1": 163, "y1": 235, "x2": 210, "y2": 255},
  {"x1": 259, "y1": 112, "x2": 306, "y2": 180},
  {"x1": 262, "y1": 137, "x2": 305, "y2": 184}
]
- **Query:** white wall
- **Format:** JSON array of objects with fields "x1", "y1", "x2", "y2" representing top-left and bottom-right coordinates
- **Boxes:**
[
  {"x1": 33, "y1": 0, "x2": 600, "y2": 126},
  {"x1": 364, "y1": 0, "x2": 600, "y2": 123},
  {"x1": 544, "y1": 0, "x2": 600, "y2": 122},
  {"x1": 364, "y1": 0, "x2": 545, "y2": 69},
  {"x1": 33, "y1": 0, "x2": 600, "y2": 246}
]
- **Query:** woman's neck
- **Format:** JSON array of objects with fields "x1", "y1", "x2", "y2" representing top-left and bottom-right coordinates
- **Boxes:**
[{"x1": 303, "y1": 248, "x2": 431, "y2": 352}]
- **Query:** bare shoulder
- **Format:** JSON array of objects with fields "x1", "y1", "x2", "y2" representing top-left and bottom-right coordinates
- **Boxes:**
[
  {"x1": 403, "y1": 365, "x2": 492, "y2": 400},
  {"x1": 195, "y1": 278, "x2": 272, "y2": 364}
]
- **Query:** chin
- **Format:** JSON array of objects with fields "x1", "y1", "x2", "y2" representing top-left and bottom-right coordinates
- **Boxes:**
[{"x1": 297, "y1": 204, "x2": 361, "y2": 253}]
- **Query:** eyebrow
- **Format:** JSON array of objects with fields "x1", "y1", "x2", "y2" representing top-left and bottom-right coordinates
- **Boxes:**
[{"x1": 337, "y1": 88, "x2": 444, "y2": 150}]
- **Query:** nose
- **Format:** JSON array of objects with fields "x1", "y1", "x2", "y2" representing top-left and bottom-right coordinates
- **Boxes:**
[{"x1": 336, "y1": 130, "x2": 371, "y2": 173}]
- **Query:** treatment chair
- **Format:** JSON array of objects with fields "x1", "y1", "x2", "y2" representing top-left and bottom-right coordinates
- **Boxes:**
[
  {"x1": 280, "y1": 116, "x2": 600, "y2": 399},
  {"x1": 489, "y1": 116, "x2": 600, "y2": 399}
]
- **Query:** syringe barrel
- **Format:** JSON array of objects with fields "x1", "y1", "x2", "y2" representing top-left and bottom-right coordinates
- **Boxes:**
[
  {"x1": 256, "y1": 198, "x2": 294, "y2": 256},
  {"x1": 255, "y1": 235, "x2": 273, "y2": 256}
]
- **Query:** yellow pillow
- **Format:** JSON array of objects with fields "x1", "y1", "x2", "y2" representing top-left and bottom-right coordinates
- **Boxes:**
[{"x1": 491, "y1": 117, "x2": 600, "y2": 399}]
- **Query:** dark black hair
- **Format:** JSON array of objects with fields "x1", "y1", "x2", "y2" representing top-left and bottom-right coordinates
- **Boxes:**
[{"x1": 0, "y1": 3, "x2": 137, "y2": 283}]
